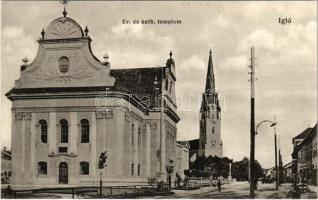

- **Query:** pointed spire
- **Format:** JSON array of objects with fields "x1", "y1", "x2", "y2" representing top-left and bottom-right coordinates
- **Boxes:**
[{"x1": 205, "y1": 47, "x2": 215, "y2": 93}]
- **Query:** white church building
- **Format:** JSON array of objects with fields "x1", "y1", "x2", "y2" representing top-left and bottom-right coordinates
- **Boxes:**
[{"x1": 6, "y1": 7, "x2": 180, "y2": 187}]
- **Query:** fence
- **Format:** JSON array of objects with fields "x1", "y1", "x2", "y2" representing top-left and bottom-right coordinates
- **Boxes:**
[{"x1": 1, "y1": 184, "x2": 169, "y2": 199}]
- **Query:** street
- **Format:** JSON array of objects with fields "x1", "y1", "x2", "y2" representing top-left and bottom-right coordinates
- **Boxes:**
[{"x1": 139, "y1": 181, "x2": 317, "y2": 199}]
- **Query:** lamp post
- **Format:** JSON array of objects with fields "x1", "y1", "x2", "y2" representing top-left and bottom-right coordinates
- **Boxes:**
[
  {"x1": 166, "y1": 159, "x2": 174, "y2": 191},
  {"x1": 251, "y1": 120, "x2": 277, "y2": 195}
]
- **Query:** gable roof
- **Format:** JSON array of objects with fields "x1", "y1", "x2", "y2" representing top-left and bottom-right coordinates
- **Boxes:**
[
  {"x1": 298, "y1": 124, "x2": 317, "y2": 148},
  {"x1": 293, "y1": 127, "x2": 313, "y2": 143},
  {"x1": 110, "y1": 67, "x2": 163, "y2": 97}
]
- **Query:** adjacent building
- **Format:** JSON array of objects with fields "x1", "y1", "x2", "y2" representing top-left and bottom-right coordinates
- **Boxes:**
[
  {"x1": 176, "y1": 141, "x2": 190, "y2": 179},
  {"x1": 296, "y1": 124, "x2": 317, "y2": 185},
  {"x1": 282, "y1": 162, "x2": 293, "y2": 183},
  {"x1": 6, "y1": 8, "x2": 180, "y2": 187},
  {"x1": 292, "y1": 124, "x2": 317, "y2": 186}
]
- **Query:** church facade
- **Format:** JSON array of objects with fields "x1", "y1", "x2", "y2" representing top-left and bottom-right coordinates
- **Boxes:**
[
  {"x1": 6, "y1": 9, "x2": 180, "y2": 187},
  {"x1": 189, "y1": 50, "x2": 223, "y2": 159}
]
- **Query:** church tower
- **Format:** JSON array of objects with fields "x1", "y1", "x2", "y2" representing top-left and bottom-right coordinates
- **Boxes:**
[{"x1": 198, "y1": 49, "x2": 223, "y2": 158}]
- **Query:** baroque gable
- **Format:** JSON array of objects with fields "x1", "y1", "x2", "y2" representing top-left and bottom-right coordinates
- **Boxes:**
[{"x1": 14, "y1": 16, "x2": 115, "y2": 89}]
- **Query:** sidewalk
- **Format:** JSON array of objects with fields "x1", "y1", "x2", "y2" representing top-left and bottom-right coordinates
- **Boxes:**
[
  {"x1": 172, "y1": 184, "x2": 224, "y2": 198},
  {"x1": 255, "y1": 183, "x2": 290, "y2": 199},
  {"x1": 300, "y1": 185, "x2": 317, "y2": 199}
]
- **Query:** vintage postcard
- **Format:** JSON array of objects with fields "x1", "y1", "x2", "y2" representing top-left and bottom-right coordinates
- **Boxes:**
[{"x1": 1, "y1": 0, "x2": 317, "y2": 199}]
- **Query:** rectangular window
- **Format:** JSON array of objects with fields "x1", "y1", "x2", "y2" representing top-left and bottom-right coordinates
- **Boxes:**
[
  {"x1": 58, "y1": 147, "x2": 68, "y2": 153},
  {"x1": 131, "y1": 125, "x2": 134, "y2": 147},
  {"x1": 131, "y1": 163, "x2": 134, "y2": 176},
  {"x1": 81, "y1": 119, "x2": 90, "y2": 143},
  {"x1": 38, "y1": 162, "x2": 47, "y2": 175},
  {"x1": 80, "y1": 162, "x2": 89, "y2": 175},
  {"x1": 138, "y1": 128, "x2": 141, "y2": 150},
  {"x1": 138, "y1": 164, "x2": 140, "y2": 176}
]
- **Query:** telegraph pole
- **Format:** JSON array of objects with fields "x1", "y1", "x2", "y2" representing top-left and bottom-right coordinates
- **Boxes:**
[
  {"x1": 249, "y1": 47, "x2": 256, "y2": 198},
  {"x1": 274, "y1": 115, "x2": 279, "y2": 190}
]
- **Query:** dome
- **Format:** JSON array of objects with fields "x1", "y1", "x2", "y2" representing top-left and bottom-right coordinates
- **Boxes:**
[{"x1": 44, "y1": 17, "x2": 84, "y2": 40}]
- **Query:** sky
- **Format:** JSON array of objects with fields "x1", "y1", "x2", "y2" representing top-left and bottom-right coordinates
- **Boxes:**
[{"x1": 1, "y1": 1, "x2": 317, "y2": 169}]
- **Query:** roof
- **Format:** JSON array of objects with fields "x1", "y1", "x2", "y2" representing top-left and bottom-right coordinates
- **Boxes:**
[
  {"x1": 110, "y1": 67, "x2": 163, "y2": 96},
  {"x1": 283, "y1": 162, "x2": 292, "y2": 168},
  {"x1": 293, "y1": 127, "x2": 313, "y2": 142},
  {"x1": 298, "y1": 124, "x2": 317, "y2": 148},
  {"x1": 188, "y1": 139, "x2": 200, "y2": 151},
  {"x1": 1, "y1": 150, "x2": 11, "y2": 160},
  {"x1": 177, "y1": 141, "x2": 188, "y2": 146},
  {"x1": 177, "y1": 141, "x2": 190, "y2": 149},
  {"x1": 265, "y1": 166, "x2": 275, "y2": 171}
]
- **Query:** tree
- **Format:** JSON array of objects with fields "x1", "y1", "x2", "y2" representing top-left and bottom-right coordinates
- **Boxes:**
[
  {"x1": 190, "y1": 155, "x2": 233, "y2": 178},
  {"x1": 232, "y1": 157, "x2": 264, "y2": 181},
  {"x1": 98, "y1": 151, "x2": 107, "y2": 196}
]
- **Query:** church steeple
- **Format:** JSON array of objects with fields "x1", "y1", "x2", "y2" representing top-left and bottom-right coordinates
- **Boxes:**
[
  {"x1": 199, "y1": 47, "x2": 223, "y2": 158},
  {"x1": 205, "y1": 48, "x2": 215, "y2": 94}
]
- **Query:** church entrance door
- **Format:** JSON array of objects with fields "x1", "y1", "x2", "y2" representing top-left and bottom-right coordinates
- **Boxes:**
[{"x1": 59, "y1": 162, "x2": 68, "y2": 184}]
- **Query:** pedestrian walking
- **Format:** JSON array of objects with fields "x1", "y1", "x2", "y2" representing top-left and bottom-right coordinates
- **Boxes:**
[{"x1": 217, "y1": 179, "x2": 222, "y2": 192}]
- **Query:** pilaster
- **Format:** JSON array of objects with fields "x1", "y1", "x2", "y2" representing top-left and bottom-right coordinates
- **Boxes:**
[
  {"x1": 70, "y1": 112, "x2": 77, "y2": 154},
  {"x1": 91, "y1": 112, "x2": 97, "y2": 177},
  {"x1": 133, "y1": 120, "x2": 139, "y2": 175},
  {"x1": 30, "y1": 113, "x2": 36, "y2": 181},
  {"x1": 145, "y1": 122, "x2": 151, "y2": 176},
  {"x1": 114, "y1": 110, "x2": 125, "y2": 177},
  {"x1": 49, "y1": 112, "x2": 57, "y2": 154}
]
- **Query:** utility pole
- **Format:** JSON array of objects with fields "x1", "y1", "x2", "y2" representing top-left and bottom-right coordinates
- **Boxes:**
[
  {"x1": 274, "y1": 115, "x2": 278, "y2": 190},
  {"x1": 249, "y1": 47, "x2": 256, "y2": 198},
  {"x1": 278, "y1": 136, "x2": 283, "y2": 185}
]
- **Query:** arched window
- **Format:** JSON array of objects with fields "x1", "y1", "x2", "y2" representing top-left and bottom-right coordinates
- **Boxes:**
[
  {"x1": 38, "y1": 162, "x2": 47, "y2": 175},
  {"x1": 60, "y1": 119, "x2": 68, "y2": 143},
  {"x1": 212, "y1": 127, "x2": 215, "y2": 134},
  {"x1": 39, "y1": 120, "x2": 48, "y2": 143},
  {"x1": 80, "y1": 119, "x2": 89, "y2": 143},
  {"x1": 79, "y1": 162, "x2": 89, "y2": 175}
]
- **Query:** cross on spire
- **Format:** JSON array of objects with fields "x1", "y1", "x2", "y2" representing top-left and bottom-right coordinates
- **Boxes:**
[{"x1": 60, "y1": 0, "x2": 70, "y2": 17}]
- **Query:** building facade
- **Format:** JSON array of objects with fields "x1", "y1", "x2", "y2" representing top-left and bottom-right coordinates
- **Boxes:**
[
  {"x1": 6, "y1": 9, "x2": 180, "y2": 187},
  {"x1": 297, "y1": 124, "x2": 317, "y2": 185},
  {"x1": 282, "y1": 162, "x2": 293, "y2": 183},
  {"x1": 198, "y1": 50, "x2": 222, "y2": 158},
  {"x1": 176, "y1": 141, "x2": 190, "y2": 179}
]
